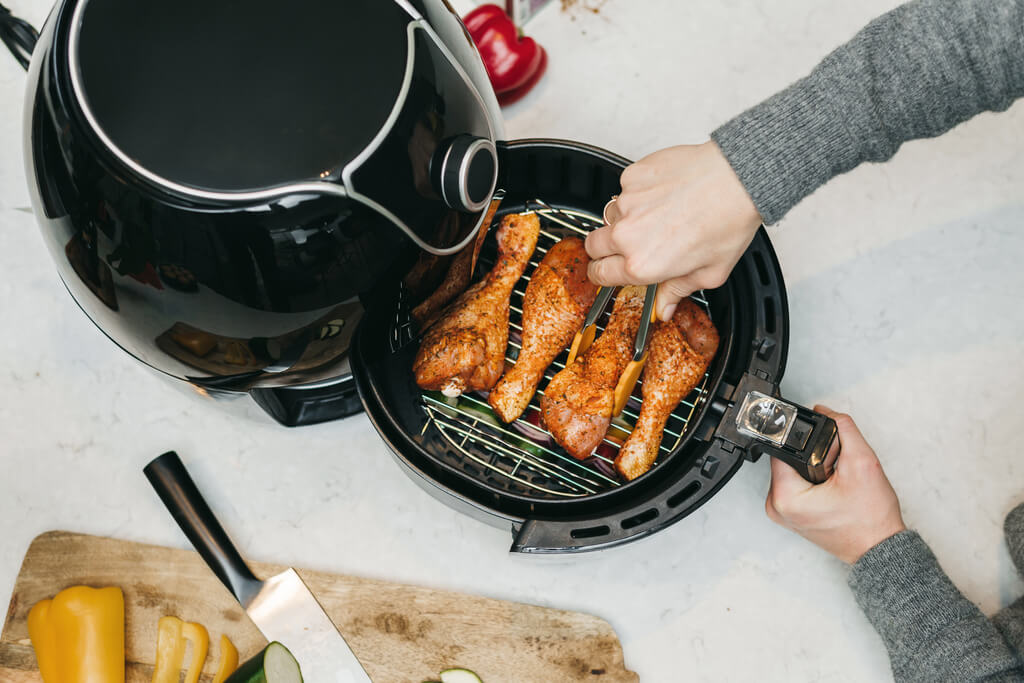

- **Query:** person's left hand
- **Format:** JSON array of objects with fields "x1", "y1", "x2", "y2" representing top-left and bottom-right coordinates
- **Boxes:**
[{"x1": 765, "y1": 406, "x2": 907, "y2": 564}]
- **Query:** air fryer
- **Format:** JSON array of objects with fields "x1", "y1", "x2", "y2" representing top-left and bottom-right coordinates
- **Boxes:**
[
  {"x1": 11, "y1": 0, "x2": 837, "y2": 551},
  {"x1": 22, "y1": 0, "x2": 505, "y2": 424}
]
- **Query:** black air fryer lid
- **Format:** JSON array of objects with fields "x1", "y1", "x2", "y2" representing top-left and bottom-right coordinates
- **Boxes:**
[
  {"x1": 68, "y1": 0, "x2": 501, "y2": 254},
  {"x1": 74, "y1": 0, "x2": 411, "y2": 193}
]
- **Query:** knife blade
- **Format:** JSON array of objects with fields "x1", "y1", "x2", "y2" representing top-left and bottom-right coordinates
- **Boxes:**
[{"x1": 144, "y1": 451, "x2": 372, "y2": 683}]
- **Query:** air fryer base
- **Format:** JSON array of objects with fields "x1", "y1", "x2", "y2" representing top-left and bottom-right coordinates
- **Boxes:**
[
  {"x1": 250, "y1": 368, "x2": 363, "y2": 426},
  {"x1": 352, "y1": 320, "x2": 748, "y2": 553},
  {"x1": 351, "y1": 138, "x2": 792, "y2": 552}
]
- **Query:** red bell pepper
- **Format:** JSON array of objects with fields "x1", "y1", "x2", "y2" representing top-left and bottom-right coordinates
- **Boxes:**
[
  {"x1": 463, "y1": 4, "x2": 546, "y2": 96},
  {"x1": 497, "y1": 46, "x2": 547, "y2": 105}
]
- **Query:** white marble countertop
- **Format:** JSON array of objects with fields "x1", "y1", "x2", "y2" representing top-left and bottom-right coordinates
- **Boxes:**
[{"x1": 2, "y1": 0, "x2": 1023, "y2": 680}]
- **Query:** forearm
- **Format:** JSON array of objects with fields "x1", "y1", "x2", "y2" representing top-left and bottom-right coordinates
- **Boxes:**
[
  {"x1": 849, "y1": 530, "x2": 1022, "y2": 682},
  {"x1": 712, "y1": 0, "x2": 1024, "y2": 224}
]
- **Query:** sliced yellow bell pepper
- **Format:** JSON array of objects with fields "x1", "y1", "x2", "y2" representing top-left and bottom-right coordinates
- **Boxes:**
[
  {"x1": 152, "y1": 616, "x2": 186, "y2": 683},
  {"x1": 151, "y1": 615, "x2": 213, "y2": 683},
  {"x1": 212, "y1": 634, "x2": 239, "y2": 683},
  {"x1": 181, "y1": 621, "x2": 209, "y2": 683},
  {"x1": 27, "y1": 586, "x2": 125, "y2": 683}
]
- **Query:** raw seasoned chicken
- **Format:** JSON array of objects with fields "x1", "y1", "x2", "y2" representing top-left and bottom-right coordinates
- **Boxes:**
[
  {"x1": 411, "y1": 238, "x2": 475, "y2": 331},
  {"x1": 413, "y1": 213, "x2": 540, "y2": 397},
  {"x1": 540, "y1": 286, "x2": 647, "y2": 460},
  {"x1": 411, "y1": 202, "x2": 497, "y2": 331},
  {"x1": 489, "y1": 237, "x2": 599, "y2": 422},
  {"x1": 402, "y1": 212, "x2": 461, "y2": 303},
  {"x1": 615, "y1": 299, "x2": 719, "y2": 480}
]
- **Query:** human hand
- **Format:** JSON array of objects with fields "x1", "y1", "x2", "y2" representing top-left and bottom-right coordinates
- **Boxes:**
[
  {"x1": 765, "y1": 406, "x2": 906, "y2": 564},
  {"x1": 584, "y1": 141, "x2": 762, "y2": 321}
]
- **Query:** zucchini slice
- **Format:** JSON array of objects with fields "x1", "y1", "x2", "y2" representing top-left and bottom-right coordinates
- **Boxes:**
[{"x1": 224, "y1": 642, "x2": 302, "y2": 683}]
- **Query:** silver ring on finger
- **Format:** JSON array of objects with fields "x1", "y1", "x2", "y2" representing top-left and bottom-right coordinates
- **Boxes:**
[{"x1": 603, "y1": 196, "x2": 621, "y2": 227}]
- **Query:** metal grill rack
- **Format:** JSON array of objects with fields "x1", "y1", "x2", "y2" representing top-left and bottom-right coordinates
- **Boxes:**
[{"x1": 420, "y1": 199, "x2": 714, "y2": 499}]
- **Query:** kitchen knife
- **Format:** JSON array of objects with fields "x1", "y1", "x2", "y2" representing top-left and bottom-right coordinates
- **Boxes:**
[{"x1": 144, "y1": 451, "x2": 372, "y2": 683}]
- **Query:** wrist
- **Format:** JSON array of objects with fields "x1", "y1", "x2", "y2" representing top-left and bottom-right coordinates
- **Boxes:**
[
  {"x1": 845, "y1": 520, "x2": 907, "y2": 565},
  {"x1": 704, "y1": 139, "x2": 763, "y2": 230}
]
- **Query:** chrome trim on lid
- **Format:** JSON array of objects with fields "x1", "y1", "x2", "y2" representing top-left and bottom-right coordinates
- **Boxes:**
[
  {"x1": 457, "y1": 137, "x2": 497, "y2": 213},
  {"x1": 392, "y1": 0, "x2": 424, "y2": 20}
]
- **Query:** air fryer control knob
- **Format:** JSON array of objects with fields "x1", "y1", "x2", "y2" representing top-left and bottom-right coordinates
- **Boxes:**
[{"x1": 433, "y1": 135, "x2": 498, "y2": 213}]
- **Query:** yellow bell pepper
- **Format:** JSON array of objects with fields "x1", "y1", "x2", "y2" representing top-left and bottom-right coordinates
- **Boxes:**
[
  {"x1": 151, "y1": 615, "x2": 212, "y2": 683},
  {"x1": 26, "y1": 599, "x2": 60, "y2": 683},
  {"x1": 212, "y1": 634, "x2": 239, "y2": 683},
  {"x1": 151, "y1": 617, "x2": 185, "y2": 683},
  {"x1": 181, "y1": 621, "x2": 209, "y2": 683},
  {"x1": 27, "y1": 586, "x2": 125, "y2": 683}
]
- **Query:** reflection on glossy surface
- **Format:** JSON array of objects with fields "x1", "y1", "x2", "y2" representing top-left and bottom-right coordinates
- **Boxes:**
[
  {"x1": 63, "y1": 232, "x2": 117, "y2": 310},
  {"x1": 410, "y1": 0, "x2": 505, "y2": 139},
  {"x1": 75, "y1": 0, "x2": 410, "y2": 192},
  {"x1": 163, "y1": 300, "x2": 363, "y2": 391}
]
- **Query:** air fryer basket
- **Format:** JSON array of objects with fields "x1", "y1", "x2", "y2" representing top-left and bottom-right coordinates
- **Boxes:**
[{"x1": 353, "y1": 140, "x2": 791, "y2": 552}]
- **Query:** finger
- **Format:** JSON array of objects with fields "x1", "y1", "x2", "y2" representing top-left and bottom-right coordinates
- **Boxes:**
[
  {"x1": 764, "y1": 490, "x2": 784, "y2": 525},
  {"x1": 813, "y1": 404, "x2": 870, "y2": 458},
  {"x1": 655, "y1": 276, "x2": 698, "y2": 321},
  {"x1": 618, "y1": 161, "x2": 651, "y2": 191},
  {"x1": 765, "y1": 462, "x2": 786, "y2": 523},
  {"x1": 584, "y1": 225, "x2": 621, "y2": 260},
  {"x1": 768, "y1": 453, "x2": 814, "y2": 499},
  {"x1": 587, "y1": 255, "x2": 631, "y2": 286},
  {"x1": 813, "y1": 404, "x2": 837, "y2": 417}
]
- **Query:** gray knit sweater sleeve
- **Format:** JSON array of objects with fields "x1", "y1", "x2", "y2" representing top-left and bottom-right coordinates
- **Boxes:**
[
  {"x1": 848, "y1": 530, "x2": 1024, "y2": 682},
  {"x1": 711, "y1": 0, "x2": 1024, "y2": 224}
]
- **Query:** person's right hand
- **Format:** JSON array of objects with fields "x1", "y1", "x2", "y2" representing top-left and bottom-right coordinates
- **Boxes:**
[
  {"x1": 765, "y1": 406, "x2": 907, "y2": 564},
  {"x1": 584, "y1": 141, "x2": 762, "y2": 321}
]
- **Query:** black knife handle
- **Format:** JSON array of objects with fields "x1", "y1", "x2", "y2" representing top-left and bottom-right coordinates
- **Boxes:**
[{"x1": 144, "y1": 451, "x2": 263, "y2": 605}]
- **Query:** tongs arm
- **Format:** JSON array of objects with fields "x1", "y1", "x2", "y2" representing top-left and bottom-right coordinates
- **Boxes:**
[
  {"x1": 567, "y1": 285, "x2": 615, "y2": 365},
  {"x1": 613, "y1": 284, "x2": 657, "y2": 416},
  {"x1": 633, "y1": 284, "x2": 657, "y2": 362}
]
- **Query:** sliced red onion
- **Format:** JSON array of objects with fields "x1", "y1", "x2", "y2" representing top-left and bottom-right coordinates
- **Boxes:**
[
  {"x1": 510, "y1": 419, "x2": 553, "y2": 445},
  {"x1": 587, "y1": 455, "x2": 619, "y2": 480}
]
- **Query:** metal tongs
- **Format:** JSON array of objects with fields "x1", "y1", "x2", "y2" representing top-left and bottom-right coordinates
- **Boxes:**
[{"x1": 567, "y1": 196, "x2": 658, "y2": 417}]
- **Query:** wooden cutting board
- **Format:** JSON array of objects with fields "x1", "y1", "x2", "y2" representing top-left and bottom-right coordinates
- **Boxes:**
[{"x1": 1, "y1": 531, "x2": 637, "y2": 682}]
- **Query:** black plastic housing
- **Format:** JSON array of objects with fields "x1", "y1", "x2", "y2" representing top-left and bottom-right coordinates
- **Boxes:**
[{"x1": 250, "y1": 375, "x2": 364, "y2": 427}]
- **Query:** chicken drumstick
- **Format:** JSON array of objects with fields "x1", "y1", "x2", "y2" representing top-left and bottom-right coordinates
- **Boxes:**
[
  {"x1": 488, "y1": 237, "x2": 599, "y2": 422},
  {"x1": 413, "y1": 213, "x2": 539, "y2": 397},
  {"x1": 615, "y1": 298, "x2": 719, "y2": 480},
  {"x1": 540, "y1": 285, "x2": 647, "y2": 460}
]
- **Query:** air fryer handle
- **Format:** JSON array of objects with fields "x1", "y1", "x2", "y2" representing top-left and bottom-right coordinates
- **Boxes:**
[
  {"x1": 143, "y1": 451, "x2": 263, "y2": 605},
  {"x1": 753, "y1": 407, "x2": 840, "y2": 484}
]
